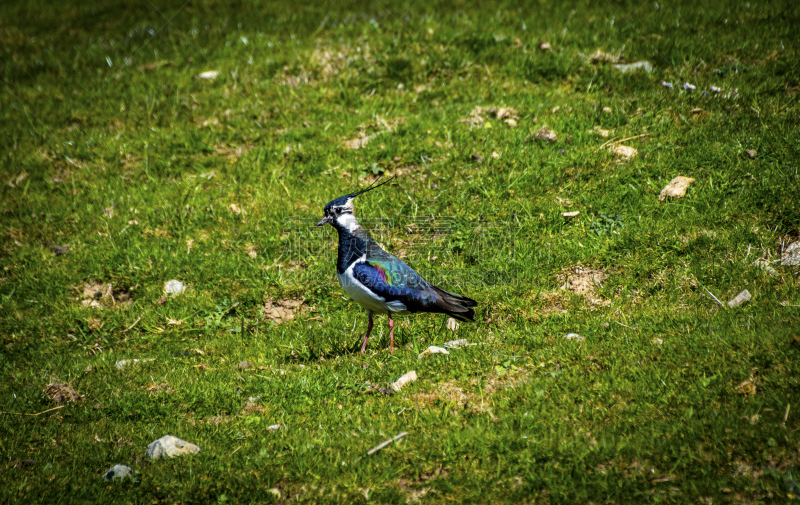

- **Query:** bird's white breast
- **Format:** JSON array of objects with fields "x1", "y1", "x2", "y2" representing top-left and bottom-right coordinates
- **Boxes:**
[{"x1": 337, "y1": 258, "x2": 408, "y2": 314}]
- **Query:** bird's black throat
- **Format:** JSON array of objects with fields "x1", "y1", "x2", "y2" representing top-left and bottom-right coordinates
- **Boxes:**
[{"x1": 330, "y1": 222, "x2": 368, "y2": 274}]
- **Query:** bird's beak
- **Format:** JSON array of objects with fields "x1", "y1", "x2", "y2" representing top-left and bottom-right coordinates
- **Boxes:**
[{"x1": 316, "y1": 216, "x2": 331, "y2": 227}]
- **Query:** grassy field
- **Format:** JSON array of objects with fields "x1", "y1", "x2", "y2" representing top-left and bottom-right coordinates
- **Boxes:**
[{"x1": 2, "y1": 0, "x2": 800, "y2": 502}]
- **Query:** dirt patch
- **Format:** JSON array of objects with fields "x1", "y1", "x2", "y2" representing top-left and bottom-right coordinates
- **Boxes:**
[
  {"x1": 732, "y1": 460, "x2": 764, "y2": 479},
  {"x1": 263, "y1": 298, "x2": 306, "y2": 323},
  {"x1": 736, "y1": 371, "x2": 760, "y2": 396},
  {"x1": 526, "y1": 126, "x2": 558, "y2": 143},
  {"x1": 412, "y1": 381, "x2": 470, "y2": 410},
  {"x1": 146, "y1": 383, "x2": 173, "y2": 395},
  {"x1": 534, "y1": 292, "x2": 569, "y2": 316},
  {"x1": 274, "y1": 43, "x2": 376, "y2": 88},
  {"x1": 213, "y1": 143, "x2": 250, "y2": 161},
  {"x1": 205, "y1": 414, "x2": 232, "y2": 426},
  {"x1": 143, "y1": 227, "x2": 171, "y2": 238},
  {"x1": 76, "y1": 282, "x2": 133, "y2": 309},
  {"x1": 557, "y1": 266, "x2": 609, "y2": 306},
  {"x1": 44, "y1": 383, "x2": 82, "y2": 404},
  {"x1": 241, "y1": 403, "x2": 267, "y2": 415},
  {"x1": 343, "y1": 117, "x2": 403, "y2": 150},
  {"x1": 458, "y1": 105, "x2": 519, "y2": 128},
  {"x1": 411, "y1": 368, "x2": 530, "y2": 414},
  {"x1": 481, "y1": 367, "x2": 530, "y2": 394}
]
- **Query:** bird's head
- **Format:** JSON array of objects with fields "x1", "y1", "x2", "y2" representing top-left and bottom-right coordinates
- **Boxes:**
[{"x1": 316, "y1": 176, "x2": 395, "y2": 228}]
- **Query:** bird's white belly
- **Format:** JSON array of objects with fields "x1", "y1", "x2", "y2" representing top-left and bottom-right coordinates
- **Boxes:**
[{"x1": 337, "y1": 269, "x2": 409, "y2": 314}]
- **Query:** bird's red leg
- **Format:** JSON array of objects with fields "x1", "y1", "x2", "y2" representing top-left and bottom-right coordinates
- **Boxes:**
[
  {"x1": 360, "y1": 311, "x2": 374, "y2": 354},
  {"x1": 387, "y1": 314, "x2": 395, "y2": 354}
]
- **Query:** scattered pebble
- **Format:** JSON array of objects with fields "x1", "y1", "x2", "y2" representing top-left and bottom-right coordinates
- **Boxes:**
[
  {"x1": 103, "y1": 464, "x2": 134, "y2": 481},
  {"x1": 505, "y1": 118, "x2": 517, "y2": 128},
  {"x1": 267, "y1": 424, "x2": 281, "y2": 433},
  {"x1": 115, "y1": 358, "x2": 155, "y2": 371},
  {"x1": 538, "y1": 41, "x2": 552, "y2": 51},
  {"x1": 418, "y1": 346, "x2": 450, "y2": 359},
  {"x1": 391, "y1": 370, "x2": 418, "y2": 392},
  {"x1": 446, "y1": 318, "x2": 460, "y2": 331},
  {"x1": 745, "y1": 149, "x2": 757, "y2": 159},
  {"x1": 527, "y1": 126, "x2": 557, "y2": 143},
  {"x1": 613, "y1": 61, "x2": 653, "y2": 73},
  {"x1": 145, "y1": 435, "x2": 201, "y2": 460},
  {"x1": 562, "y1": 211, "x2": 580, "y2": 218},
  {"x1": 163, "y1": 280, "x2": 186, "y2": 296},
  {"x1": 268, "y1": 488, "x2": 281, "y2": 499},
  {"x1": 659, "y1": 176, "x2": 695, "y2": 201},
  {"x1": 610, "y1": 145, "x2": 637, "y2": 162},
  {"x1": 727, "y1": 289, "x2": 752, "y2": 308},
  {"x1": 781, "y1": 241, "x2": 800, "y2": 266},
  {"x1": 564, "y1": 333, "x2": 585, "y2": 341},
  {"x1": 196, "y1": 70, "x2": 219, "y2": 80}
]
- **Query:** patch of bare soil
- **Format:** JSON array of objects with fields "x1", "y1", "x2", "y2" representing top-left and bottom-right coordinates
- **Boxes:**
[
  {"x1": 263, "y1": 298, "x2": 306, "y2": 323},
  {"x1": 343, "y1": 117, "x2": 403, "y2": 150},
  {"x1": 557, "y1": 266, "x2": 609, "y2": 306},
  {"x1": 44, "y1": 383, "x2": 82, "y2": 404},
  {"x1": 146, "y1": 383, "x2": 173, "y2": 395},
  {"x1": 458, "y1": 105, "x2": 519, "y2": 127},
  {"x1": 76, "y1": 282, "x2": 133, "y2": 308},
  {"x1": 411, "y1": 368, "x2": 530, "y2": 415},
  {"x1": 526, "y1": 126, "x2": 557, "y2": 143}
]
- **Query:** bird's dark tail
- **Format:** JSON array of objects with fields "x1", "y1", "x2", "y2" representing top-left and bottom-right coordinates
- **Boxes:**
[{"x1": 430, "y1": 286, "x2": 477, "y2": 322}]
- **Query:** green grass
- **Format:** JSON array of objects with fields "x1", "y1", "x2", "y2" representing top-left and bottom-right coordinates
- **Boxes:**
[{"x1": 2, "y1": 0, "x2": 800, "y2": 502}]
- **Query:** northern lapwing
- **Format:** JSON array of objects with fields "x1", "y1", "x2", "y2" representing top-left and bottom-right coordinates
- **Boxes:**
[{"x1": 316, "y1": 178, "x2": 477, "y2": 353}]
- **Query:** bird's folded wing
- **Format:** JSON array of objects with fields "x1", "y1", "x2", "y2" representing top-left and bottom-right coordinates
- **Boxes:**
[{"x1": 351, "y1": 260, "x2": 436, "y2": 308}]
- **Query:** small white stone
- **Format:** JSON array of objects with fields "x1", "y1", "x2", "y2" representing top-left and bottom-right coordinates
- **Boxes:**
[
  {"x1": 781, "y1": 241, "x2": 800, "y2": 266},
  {"x1": 446, "y1": 318, "x2": 460, "y2": 331},
  {"x1": 564, "y1": 333, "x2": 585, "y2": 341},
  {"x1": 164, "y1": 280, "x2": 186, "y2": 296},
  {"x1": 115, "y1": 358, "x2": 155, "y2": 371},
  {"x1": 417, "y1": 346, "x2": 450, "y2": 359},
  {"x1": 267, "y1": 424, "x2": 281, "y2": 433},
  {"x1": 610, "y1": 145, "x2": 637, "y2": 162},
  {"x1": 727, "y1": 289, "x2": 752, "y2": 308},
  {"x1": 268, "y1": 488, "x2": 281, "y2": 499},
  {"x1": 196, "y1": 70, "x2": 219, "y2": 80},
  {"x1": 145, "y1": 435, "x2": 201, "y2": 460},
  {"x1": 103, "y1": 464, "x2": 134, "y2": 481},
  {"x1": 659, "y1": 176, "x2": 695, "y2": 201},
  {"x1": 562, "y1": 211, "x2": 580, "y2": 218},
  {"x1": 391, "y1": 370, "x2": 418, "y2": 392}
]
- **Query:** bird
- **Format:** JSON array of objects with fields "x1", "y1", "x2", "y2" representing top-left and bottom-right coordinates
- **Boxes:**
[{"x1": 316, "y1": 177, "x2": 477, "y2": 353}]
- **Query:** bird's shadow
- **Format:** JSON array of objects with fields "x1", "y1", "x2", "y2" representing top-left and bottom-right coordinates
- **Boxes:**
[{"x1": 281, "y1": 340, "x2": 365, "y2": 363}]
